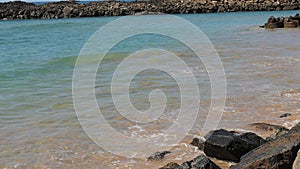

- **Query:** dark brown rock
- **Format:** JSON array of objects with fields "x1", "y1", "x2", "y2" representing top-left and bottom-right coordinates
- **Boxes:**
[
  {"x1": 204, "y1": 129, "x2": 265, "y2": 162},
  {"x1": 231, "y1": 123, "x2": 300, "y2": 169},
  {"x1": 263, "y1": 13, "x2": 300, "y2": 29},
  {"x1": 189, "y1": 155, "x2": 221, "y2": 169},
  {"x1": 280, "y1": 113, "x2": 292, "y2": 118},
  {"x1": 160, "y1": 162, "x2": 180, "y2": 169},
  {"x1": 164, "y1": 155, "x2": 221, "y2": 169}
]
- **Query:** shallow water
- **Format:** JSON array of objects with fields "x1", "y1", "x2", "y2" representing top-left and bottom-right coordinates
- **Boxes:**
[{"x1": 1, "y1": 11, "x2": 300, "y2": 168}]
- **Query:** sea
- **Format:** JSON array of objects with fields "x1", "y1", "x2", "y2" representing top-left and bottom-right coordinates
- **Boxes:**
[{"x1": 0, "y1": 10, "x2": 300, "y2": 168}]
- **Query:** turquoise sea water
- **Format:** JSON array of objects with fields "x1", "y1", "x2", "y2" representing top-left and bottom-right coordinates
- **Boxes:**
[{"x1": 1, "y1": 11, "x2": 300, "y2": 168}]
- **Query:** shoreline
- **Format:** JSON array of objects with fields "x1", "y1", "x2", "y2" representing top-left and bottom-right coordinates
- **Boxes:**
[
  {"x1": 157, "y1": 121, "x2": 300, "y2": 169},
  {"x1": 1, "y1": 0, "x2": 300, "y2": 20}
]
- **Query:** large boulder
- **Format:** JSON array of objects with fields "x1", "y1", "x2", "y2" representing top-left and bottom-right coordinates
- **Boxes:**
[
  {"x1": 204, "y1": 129, "x2": 265, "y2": 162},
  {"x1": 231, "y1": 123, "x2": 300, "y2": 169},
  {"x1": 264, "y1": 16, "x2": 284, "y2": 29}
]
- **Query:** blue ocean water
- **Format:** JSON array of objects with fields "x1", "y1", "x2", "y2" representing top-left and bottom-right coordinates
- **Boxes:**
[{"x1": 0, "y1": 11, "x2": 300, "y2": 168}]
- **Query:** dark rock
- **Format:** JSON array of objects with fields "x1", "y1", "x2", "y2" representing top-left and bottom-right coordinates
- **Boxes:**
[
  {"x1": 292, "y1": 13, "x2": 300, "y2": 21},
  {"x1": 267, "y1": 16, "x2": 276, "y2": 22},
  {"x1": 235, "y1": 132, "x2": 266, "y2": 146},
  {"x1": 160, "y1": 162, "x2": 180, "y2": 169},
  {"x1": 231, "y1": 123, "x2": 300, "y2": 169},
  {"x1": 264, "y1": 22, "x2": 284, "y2": 29},
  {"x1": 190, "y1": 137, "x2": 205, "y2": 150},
  {"x1": 204, "y1": 129, "x2": 265, "y2": 162},
  {"x1": 280, "y1": 113, "x2": 292, "y2": 118},
  {"x1": 147, "y1": 151, "x2": 171, "y2": 161},
  {"x1": 190, "y1": 155, "x2": 221, "y2": 169},
  {"x1": 178, "y1": 161, "x2": 191, "y2": 169},
  {"x1": 263, "y1": 14, "x2": 300, "y2": 29},
  {"x1": 167, "y1": 155, "x2": 221, "y2": 169}
]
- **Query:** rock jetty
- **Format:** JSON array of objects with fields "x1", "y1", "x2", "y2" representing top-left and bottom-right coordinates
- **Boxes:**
[
  {"x1": 158, "y1": 122, "x2": 300, "y2": 169},
  {"x1": 231, "y1": 123, "x2": 300, "y2": 169},
  {"x1": 1, "y1": 0, "x2": 300, "y2": 20},
  {"x1": 262, "y1": 13, "x2": 300, "y2": 28}
]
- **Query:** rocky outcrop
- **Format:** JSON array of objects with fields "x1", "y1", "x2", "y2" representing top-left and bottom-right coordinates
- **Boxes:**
[
  {"x1": 262, "y1": 13, "x2": 300, "y2": 29},
  {"x1": 1, "y1": 0, "x2": 300, "y2": 20},
  {"x1": 203, "y1": 129, "x2": 266, "y2": 162},
  {"x1": 160, "y1": 155, "x2": 221, "y2": 169},
  {"x1": 231, "y1": 123, "x2": 300, "y2": 169},
  {"x1": 158, "y1": 123, "x2": 299, "y2": 169}
]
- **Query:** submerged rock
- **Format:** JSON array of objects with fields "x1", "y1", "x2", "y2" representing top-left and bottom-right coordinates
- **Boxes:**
[
  {"x1": 204, "y1": 129, "x2": 265, "y2": 162},
  {"x1": 280, "y1": 113, "x2": 292, "y2": 118},
  {"x1": 231, "y1": 123, "x2": 300, "y2": 169},
  {"x1": 249, "y1": 122, "x2": 288, "y2": 131},
  {"x1": 147, "y1": 151, "x2": 171, "y2": 161}
]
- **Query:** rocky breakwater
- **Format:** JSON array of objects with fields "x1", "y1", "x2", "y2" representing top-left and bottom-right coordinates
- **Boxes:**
[
  {"x1": 262, "y1": 13, "x2": 300, "y2": 29},
  {"x1": 1, "y1": 0, "x2": 300, "y2": 20},
  {"x1": 158, "y1": 122, "x2": 300, "y2": 169},
  {"x1": 231, "y1": 123, "x2": 300, "y2": 168}
]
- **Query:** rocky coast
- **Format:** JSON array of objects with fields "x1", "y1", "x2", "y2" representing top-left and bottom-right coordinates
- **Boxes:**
[
  {"x1": 1, "y1": 0, "x2": 300, "y2": 20},
  {"x1": 157, "y1": 122, "x2": 300, "y2": 169}
]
